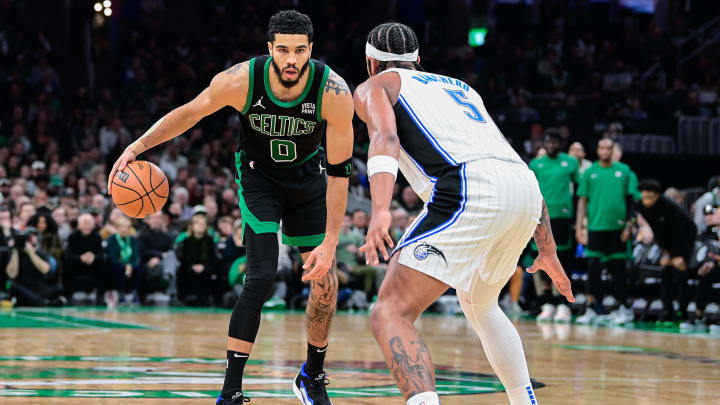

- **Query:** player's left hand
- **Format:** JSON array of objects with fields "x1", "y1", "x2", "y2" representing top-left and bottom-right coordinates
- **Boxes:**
[
  {"x1": 360, "y1": 209, "x2": 394, "y2": 266},
  {"x1": 527, "y1": 253, "x2": 575, "y2": 303},
  {"x1": 302, "y1": 242, "x2": 335, "y2": 281}
]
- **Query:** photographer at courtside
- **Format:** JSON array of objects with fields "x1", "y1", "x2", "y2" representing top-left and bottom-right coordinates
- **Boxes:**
[{"x1": 5, "y1": 226, "x2": 65, "y2": 306}]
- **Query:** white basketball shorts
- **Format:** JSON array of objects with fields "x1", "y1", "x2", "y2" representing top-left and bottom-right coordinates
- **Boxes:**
[{"x1": 393, "y1": 158, "x2": 543, "y2": 292}]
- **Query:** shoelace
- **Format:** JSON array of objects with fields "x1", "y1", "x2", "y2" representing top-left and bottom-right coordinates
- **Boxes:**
[{"x1": 308, "y1": 373, "x2": 330, "y2": 395}]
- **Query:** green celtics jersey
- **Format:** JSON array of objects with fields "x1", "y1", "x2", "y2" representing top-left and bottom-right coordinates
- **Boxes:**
[
  {"x1": 237, "y1": 55, "x2": 330, "y2": 168},
  {"x1": 529, "y1": 152, "x2": 579, "y2": 219},
  {"x1": 577, "y1": 161, "x2": 638, "y2": 231}
]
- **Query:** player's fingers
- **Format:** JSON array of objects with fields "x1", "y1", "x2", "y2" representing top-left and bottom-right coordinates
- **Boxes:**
[
  {"x1": 118, "y1": 157, "x2": 129, "y2": 172},
  {"x1": 377, "y1": 234, "x2": 390, "y2": 261},
  {"x1": 383, "y1": 232, "x2": 394, "y2": 248},
  {"x1": 302, "y1": 251, "x2": 316, "y2": 270},
  {"x1": 107, "y1": 173, "x2": 114, "y2": 194},
  {"x1": 107, "y1": 162, "x2": 119, "y2": 194},
  {"x1": 362, "y1": 236, "x2": 376, "y2": 265},
  {"x1": 526, "y1": 263, "x2": 539, "y2": 273},
  {"x1": 560, "y1": 282, "x2": 575, "y2": 303},
  {"x1": 365, "y1": 240, "x2": 378, "y2": 266},
  {"x1": 302, "y1": 261, "x2": 327, "y2": 281}
]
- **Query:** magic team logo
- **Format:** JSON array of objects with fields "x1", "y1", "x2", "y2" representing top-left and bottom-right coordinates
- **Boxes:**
[
  {"x1": 414, "y1": 243, "x2": 447, "y2": 264},
  {"x1": 0, "y1": 356, "x2": 544, "y2": 399}
]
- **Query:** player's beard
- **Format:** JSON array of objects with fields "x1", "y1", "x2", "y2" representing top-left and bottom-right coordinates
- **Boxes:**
[{"x1": 271, "y1": 59, "x2": 310, "y2": 89}]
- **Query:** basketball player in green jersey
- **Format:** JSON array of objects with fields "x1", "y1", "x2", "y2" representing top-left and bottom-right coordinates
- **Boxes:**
[{"x1": 108, "y1": 11, "x2": 354, "y2": 405}]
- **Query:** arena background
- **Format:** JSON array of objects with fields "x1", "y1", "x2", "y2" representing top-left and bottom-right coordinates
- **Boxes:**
[{"x1": 1, "y1": 1, "x2": 720, "y2": 404}]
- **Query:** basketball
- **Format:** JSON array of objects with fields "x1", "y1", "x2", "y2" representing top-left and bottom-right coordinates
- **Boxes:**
[{"x1": 111, "y1": 160, "x2": 169, "y2": 218}]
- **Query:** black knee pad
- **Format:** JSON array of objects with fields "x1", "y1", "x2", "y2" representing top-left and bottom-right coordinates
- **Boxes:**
[{"x1": 228, "y1": 278, "x2": 275, "y2": 342}]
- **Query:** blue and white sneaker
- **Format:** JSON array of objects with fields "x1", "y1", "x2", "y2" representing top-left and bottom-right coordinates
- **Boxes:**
[
  {"x1": 292, "y1": 362, "x2": 332, "y2": 405},
  {"x1": 216, "y1": 393, "x2": 250, "y2": 403}
]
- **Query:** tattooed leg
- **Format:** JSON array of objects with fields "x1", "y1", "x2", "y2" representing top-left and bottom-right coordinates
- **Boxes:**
[
  {"x1": 370, "y1": 255, "x2": 449, "y2": 400},
  {"x1": 305, "y1": 257, "x2": 338, "y2": 346}
]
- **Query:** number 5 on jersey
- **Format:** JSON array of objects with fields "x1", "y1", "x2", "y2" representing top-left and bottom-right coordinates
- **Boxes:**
[{"x1": 444, "y1": 89, "x2": 485, "y2": 123}]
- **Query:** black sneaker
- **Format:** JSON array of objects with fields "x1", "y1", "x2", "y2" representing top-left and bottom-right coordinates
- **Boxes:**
[
  {"x1": 292, "y1": 362, "x2": 332, "y2": 405},
  {"x1": 216, "y1": 393, "x2": 250, "y2": 403}
]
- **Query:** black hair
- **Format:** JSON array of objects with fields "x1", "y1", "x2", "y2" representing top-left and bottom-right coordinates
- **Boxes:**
[
  {"x1": 366, "y1": 22, "x2": 423, "y2": 73},
  {"x1": 638, "y1": 179, "x2": 663, "y2": 194},
  {"x1": 27, "y1": 211, "x2": 58, "y2": 234},
  {"x1": 544, "y1": 128, "x2": 561, "y2": 142},
  {"x1": 267, "y1": 10, "x2": 313, "y2": 43}
]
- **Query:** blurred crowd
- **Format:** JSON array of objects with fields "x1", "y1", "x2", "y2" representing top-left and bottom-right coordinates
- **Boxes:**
[{"x1": 0, "y1": 1, "x2": 719, "y2": 332}]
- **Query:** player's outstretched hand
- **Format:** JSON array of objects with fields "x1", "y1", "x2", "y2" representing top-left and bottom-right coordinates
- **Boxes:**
[
  {"x1": 527, "y1": 253, "x2": 575, "y2": 303},
  {"x1": 359, "y1": 209, "x2": 394, "y2": 266},
  {"x1": 107, "y1": 149, "x2": 137, "y2": 195},
  {"x1": 302, "y1": 242, "x2": 335, "y2": 281}
]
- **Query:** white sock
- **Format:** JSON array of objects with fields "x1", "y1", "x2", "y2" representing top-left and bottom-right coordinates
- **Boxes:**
[
  {"x1": 406, "y1": 391, "x2": 440, "y2": 405},
  {"x1": 507, "y1": 384, "x2": 538, "y2": 405}
]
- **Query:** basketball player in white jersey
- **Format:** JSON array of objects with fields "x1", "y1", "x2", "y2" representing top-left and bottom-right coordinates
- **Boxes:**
[{"x1": 353, "y1": 23, "x2": 575, "y2": 405}]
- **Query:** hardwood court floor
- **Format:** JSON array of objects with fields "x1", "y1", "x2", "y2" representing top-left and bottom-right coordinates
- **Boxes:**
[{"x1": 0, "y1": 306, "x2": 719, "y2": 404}]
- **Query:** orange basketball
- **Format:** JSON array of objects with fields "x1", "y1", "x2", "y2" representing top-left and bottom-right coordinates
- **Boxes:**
[{"x1": 111, "y1": 160, "x2": 169, "y2": 218}]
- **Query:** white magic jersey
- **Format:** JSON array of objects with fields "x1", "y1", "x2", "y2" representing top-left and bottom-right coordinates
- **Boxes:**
[
  {"x1": 383, "y1": 68, "x2": 542, "y2": 290},
  {"x1": 385, "y1": 68, "x2": 525, "y2": 201}
]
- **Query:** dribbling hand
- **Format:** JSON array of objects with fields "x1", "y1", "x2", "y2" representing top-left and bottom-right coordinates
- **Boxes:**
[
  {"x1": 527, "y1": 253, "x2": 575, "y2": 303},
  {"x1": 302, "y1": 242, "x2": 335, "y2": 281},
  {"x1": 359, "y1": 209, "x2": 394, "y2": 266},
  {"x1": 108, "y1": 149, "x2": 138, "y2": 195}
]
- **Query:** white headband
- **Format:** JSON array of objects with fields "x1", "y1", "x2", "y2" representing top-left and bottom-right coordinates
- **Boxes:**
[{"x1": 365, "y1": 42, "x2": 419, "y2": 62}]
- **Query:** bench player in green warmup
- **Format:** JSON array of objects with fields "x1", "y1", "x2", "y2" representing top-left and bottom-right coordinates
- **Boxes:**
[
  {"x1": 575, "y1": 138, "x2": 638, "y2": 326},
  {"x1": 108, "y1": 11, "x2": 354, "y2": 405},
  {"x1": 529, "y1": 130, "x2": 580, "y2": 323}
]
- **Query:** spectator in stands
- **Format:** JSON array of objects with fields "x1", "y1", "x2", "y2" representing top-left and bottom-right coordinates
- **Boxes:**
[
  {"x1": 399, "y1": 185, "x2": 422, "y2": 213},
  {"x1": 172, "y1": 187, "x2": 193, "y2": 222},
  {"x1": 27, "y1": 211, "x2": 62, "y2": 265},
  {"x1": 176, "y1": 212, "x2": 220, "y2": 306},
  {"x1": 635, "y1": 179, "x2": 697, "y2": 324},
  {"x1": 390, "y1": 207, "x2": 409, "y2": 242},
  {"x1": 137, "y1": 212, "x2": 173, "y2": 302},
  {"x1": 336, "y1": 213, "x2": 382, "y2": 302},
  {"x1": 568, "y1": 142, "x2": 592, "y2": 175},
  {"x1": 530, "y1": 130, "x2": 579, "y2": 323},
  {"x1": 16, "y1": 202, "x2": 36, "y2": 230},
  {"x1": 5, "y1": 226, "x2": 64, "y2": 306},
  {"x1": 693, "y1": 179, "x2": 720, "y2": 235},
  {"x1": 160, "y1": 142, "x2": 189, "y2": 181},
  {"x1": 575, "y1": 138, "x2": 637, "y2": 325},
  {"x1": 105, "y1": 216, "x2": 142, "y2": 304},
  {"x1": 684, "y1": 202, "x2": 720, "y2": 334},
  {"x1": 99, "y1": 117, "x2": 131, "y2": 158},
  {"x1": 688, "y1": 248, "x2": 720, "y2": 335},
  {"x1": 219, "y1": 219, "x2": 247, "y2": 306},
  {"x1": 63, "y1": 213, "x2": 103, "y2": 302},
  {"x1": 664, "y1": 187, "x2": 687, "y2": 208},
  {"x1": 51, "y1": 206, "x2": 72, "y2": 247},
  {"x1": 351, "y1": 209, "x2": 369, "y2": 235},
  {"x1": 0, "y1": 207, "x2": 14, "y2": 287}
]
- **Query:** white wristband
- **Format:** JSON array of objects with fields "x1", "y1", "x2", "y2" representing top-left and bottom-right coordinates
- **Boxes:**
[{"x1": 367, "y1": 155, "x2": 398, "y2": 179}]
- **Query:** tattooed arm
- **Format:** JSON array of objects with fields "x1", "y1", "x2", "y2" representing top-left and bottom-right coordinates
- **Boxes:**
[
  {"x1": 108, "y1": 61, "x2": 250, "y2": 193},
  {"x1": 534, "y1": 200, "x2": 557, "y2": 254},
  {"x1": 527, "y1": 199, "x2": 575, "y2": 302}
]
